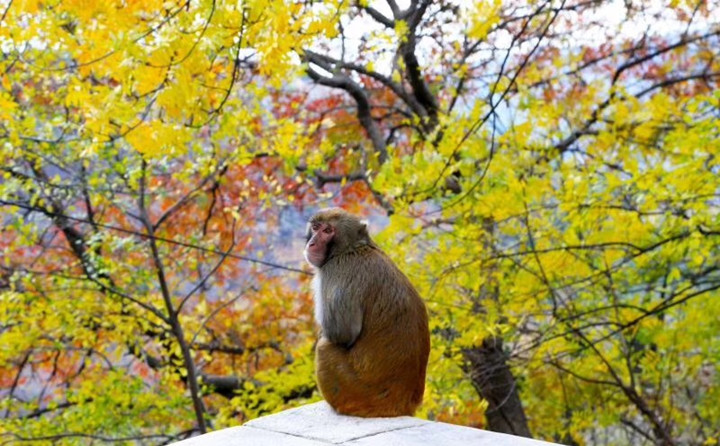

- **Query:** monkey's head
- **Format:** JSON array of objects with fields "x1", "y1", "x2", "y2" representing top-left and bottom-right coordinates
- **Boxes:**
[{"x1": 304, "y1": 208, "x2": 372, "y2": 268}]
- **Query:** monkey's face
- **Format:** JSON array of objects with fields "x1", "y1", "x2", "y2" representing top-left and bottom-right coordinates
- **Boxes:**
[{"x1": 304, "y1": 221, "x2": 335, "y2": 267}]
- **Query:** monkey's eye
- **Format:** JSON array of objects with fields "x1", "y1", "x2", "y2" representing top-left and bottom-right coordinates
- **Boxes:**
[
  {"x1": 323, "y1": 226, "x2": 333, "y2": 234},
  {"x1": 311, "y1": 223, "x2": 321, "y2": 231}
]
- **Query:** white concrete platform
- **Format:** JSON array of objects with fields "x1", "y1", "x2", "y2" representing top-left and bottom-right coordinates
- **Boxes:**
[{"x1": 172, "y1": 401, "x2": 558, "y2": 445}]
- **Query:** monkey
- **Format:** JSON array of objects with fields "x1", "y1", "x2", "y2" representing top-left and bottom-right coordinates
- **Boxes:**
[{"x1": 304, "y1": 208, "x2": 430, "y2": 417}]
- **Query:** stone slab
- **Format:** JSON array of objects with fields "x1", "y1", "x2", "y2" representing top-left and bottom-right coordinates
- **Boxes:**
[
  {"x1": 171, "y1": 425, "x2": 327, "y2": 446},
  {"x1": 245, "y1": 401, "x2": 427, "y2": 444},
  {"x1": 169, "y1": 401, "x2": 559, "y2": 445},
  {"x1": 346, "y1": 420, "x2": 557, "y2": 446}
]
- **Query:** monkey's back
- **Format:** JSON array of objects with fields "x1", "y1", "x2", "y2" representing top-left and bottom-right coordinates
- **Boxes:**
[{"x1": 316, "y1": 247, "x2": 430, "y2": 417}]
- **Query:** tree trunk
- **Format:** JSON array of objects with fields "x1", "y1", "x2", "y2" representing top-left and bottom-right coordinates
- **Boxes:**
[{"x1": 463, "y1": 336, "x2": 532, "y2": 438}]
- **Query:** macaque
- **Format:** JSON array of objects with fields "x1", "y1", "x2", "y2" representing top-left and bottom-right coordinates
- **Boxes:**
[{"x1": 304, "y1": 208, "x2": 430, "y2": 417}]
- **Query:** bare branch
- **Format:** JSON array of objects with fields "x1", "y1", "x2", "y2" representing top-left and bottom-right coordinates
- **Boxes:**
[
  {"x1": 304, "y1": 50, "x2": 426, "y2": 119},
  {"x1": 399, "y1": 0, "x2": 438, "y2": 130},
  {"x1": 138, "y1": 159, "x2": 209, "y2": 434},
  {"x1": 306, "y1": 62, "x2": 388, "y2": 163},
  {"x1": 358, "y1": 3, "x2": 394, "y2": 28}
]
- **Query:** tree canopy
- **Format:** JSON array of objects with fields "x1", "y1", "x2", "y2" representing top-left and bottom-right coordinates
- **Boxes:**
[{"x1": 1, "y1": 0, "x2": 719, "y2": 445}]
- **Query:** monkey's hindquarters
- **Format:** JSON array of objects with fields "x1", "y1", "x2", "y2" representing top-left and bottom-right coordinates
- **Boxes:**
[{"x1": 315, "y1": 336, "x2": 428, "y2": 418}]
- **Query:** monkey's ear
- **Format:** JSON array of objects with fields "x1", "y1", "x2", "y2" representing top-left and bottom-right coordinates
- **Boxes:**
[{"x1": 358, "y1": 220, "x2": 369, "y2": 238}]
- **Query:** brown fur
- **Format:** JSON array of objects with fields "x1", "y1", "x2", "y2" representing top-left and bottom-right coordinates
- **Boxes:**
[{"x1": 306, "y1": 209, "x2": 430, "y2": 417}]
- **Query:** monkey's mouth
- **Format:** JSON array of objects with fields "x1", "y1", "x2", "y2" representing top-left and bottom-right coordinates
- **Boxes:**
[{"x1": 304, "y1": 248, "x2": 325, "y2": 268}]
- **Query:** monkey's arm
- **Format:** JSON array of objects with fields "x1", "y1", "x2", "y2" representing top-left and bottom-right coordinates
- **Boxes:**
[{"x1": 322, "y1": 287, "x2": 363, "y2": 349}]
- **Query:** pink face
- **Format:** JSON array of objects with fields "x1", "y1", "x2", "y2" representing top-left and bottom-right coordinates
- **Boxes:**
[{"x1": 304, "y1": 221, "x2": 335, "y2": 267}]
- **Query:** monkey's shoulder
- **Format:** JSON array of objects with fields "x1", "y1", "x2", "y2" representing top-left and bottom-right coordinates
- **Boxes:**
[
  {"x1": 324, "y1": 245, "x2": 382, "y2": 267},
  {"x1": 321, "y1": 246, "x2": 419, "y2": 293}
]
